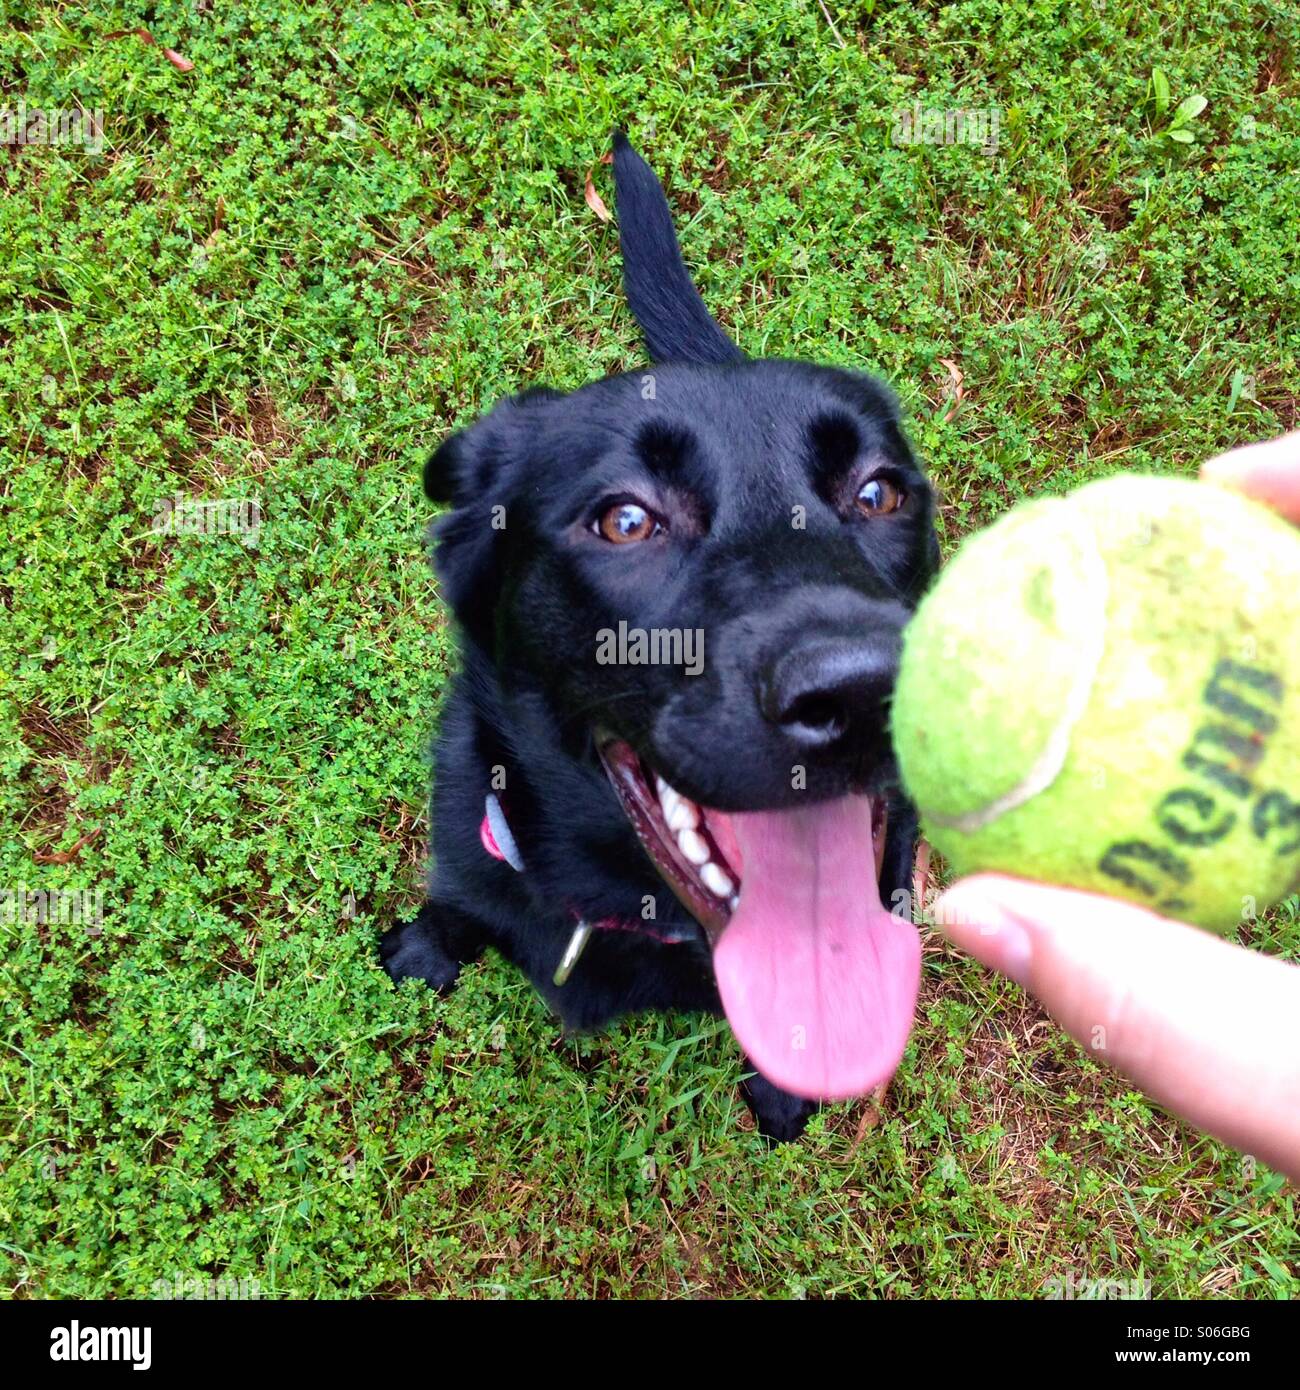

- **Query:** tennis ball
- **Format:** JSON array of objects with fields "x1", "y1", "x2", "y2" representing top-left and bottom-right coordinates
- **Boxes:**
[{"x1": 892, "y1": 474, "x2": 1300, "y2": 932}]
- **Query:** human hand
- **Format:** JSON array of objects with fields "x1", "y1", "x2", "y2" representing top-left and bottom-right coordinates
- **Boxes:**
[{"x1": 934, "y1": 433, "x2": 1300, "y2": 1182}]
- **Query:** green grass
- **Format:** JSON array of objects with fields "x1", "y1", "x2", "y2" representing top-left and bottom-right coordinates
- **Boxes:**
[{"x1": 2, "y1": 0, "x2": 1299, "y2": 1298}]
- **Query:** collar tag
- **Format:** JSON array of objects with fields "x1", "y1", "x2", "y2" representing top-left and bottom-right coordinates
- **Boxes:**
[
  {"x1": 553, "y1": 920, "x2": 593, "y2": 986},
  {"x1": 482, "y1": 793, "x2": 525, "y2": 872}
]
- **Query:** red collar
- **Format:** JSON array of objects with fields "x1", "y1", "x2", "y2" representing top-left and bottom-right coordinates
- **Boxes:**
[{"x1": 478, "y1": 793, "x2": 694, "y2": 980}]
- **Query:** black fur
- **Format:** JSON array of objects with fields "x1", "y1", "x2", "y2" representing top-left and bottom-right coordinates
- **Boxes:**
[{"x1": 382, "y1": 134, "x2": 939, "y2": 1141}]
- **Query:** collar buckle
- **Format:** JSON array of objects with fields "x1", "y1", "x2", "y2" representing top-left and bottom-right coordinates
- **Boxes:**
[{"x1": 552, "y1": 920, "x2": 593, "y2": 986}]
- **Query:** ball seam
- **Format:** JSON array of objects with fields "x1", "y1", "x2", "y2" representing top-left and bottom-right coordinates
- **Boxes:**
[{"x1": 927, "y1": 519, "x2": 1110, "y2": 835}]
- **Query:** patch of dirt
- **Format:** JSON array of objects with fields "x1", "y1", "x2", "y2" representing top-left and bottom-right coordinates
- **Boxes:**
[
  {"x1": 1256, "y1": 38, "x2": 1291, "y2": 92},
  {"x1": 179, "y1": 387, "x2": 297, "y2": 486}
]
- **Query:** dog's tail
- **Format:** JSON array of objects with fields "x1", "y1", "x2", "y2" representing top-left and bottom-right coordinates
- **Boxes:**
[{"x1": 611, "y1": 130, "x2": 743, "y2": 366}]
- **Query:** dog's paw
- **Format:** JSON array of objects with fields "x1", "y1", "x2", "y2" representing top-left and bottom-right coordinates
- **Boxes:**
[
  {"x1": 740, "y1": 1067, "x2": 820, "y2": 1144},
  {"x1": 379, "y1": 914, "x2": 461, "y2": 994}
]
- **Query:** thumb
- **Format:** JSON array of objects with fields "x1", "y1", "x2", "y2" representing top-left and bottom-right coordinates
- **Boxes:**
[
  {"x1": 934, "y1": 874, "x2": 1300, "y2": 1182},
  {"x1": 1200, "y1": 430, "x2": 1300, "y2": 524}
]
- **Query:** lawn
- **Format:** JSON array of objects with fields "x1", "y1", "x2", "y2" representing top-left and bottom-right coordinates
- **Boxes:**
[{"x1": 2, "y1": 0, "x2": 1298, "y2": 1299}]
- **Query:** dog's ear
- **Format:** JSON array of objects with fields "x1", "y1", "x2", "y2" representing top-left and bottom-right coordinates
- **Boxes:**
[
  {"x1": 423, "y1": 433, "x2": 461, "y2": 505},
  {"x1": 424, "y1": 387, "x2": 564, "y2": 505},
  {"x1": 425, "y1": 387, "x2": 563, "y2": 647}
]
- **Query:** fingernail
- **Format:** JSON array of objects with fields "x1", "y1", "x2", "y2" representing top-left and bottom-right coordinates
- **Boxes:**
[
  {"x1": 1200, "y1": 442, "x2": 1300, "y2": 524},
  {"x1": 933, "y1": 886, "x2": 1033, "y2": 987},
  {"x1": 1199, "y1": 451, "x2": 1250, "y2": 481},
  {"x1": 1199, "y1": 455, "x2": 1256, "y2": 497}
]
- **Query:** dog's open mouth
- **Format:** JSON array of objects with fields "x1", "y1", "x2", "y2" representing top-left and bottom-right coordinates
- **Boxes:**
[{"x1": 598, "y1": 737, "x2": 922, "y2": 1101}]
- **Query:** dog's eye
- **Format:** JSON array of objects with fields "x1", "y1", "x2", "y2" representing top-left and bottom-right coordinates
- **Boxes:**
[
  {"x1": 595, "y1": 502, "x2": 662, "y2": 544},
  {"x1": 856, "y1": 477, "x2": 905, "y2": 517}
]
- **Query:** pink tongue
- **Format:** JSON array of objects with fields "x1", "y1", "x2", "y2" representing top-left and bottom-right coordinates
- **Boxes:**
[{"x1": 713, "y1": 797, "x2": 921, "y2": 1101}]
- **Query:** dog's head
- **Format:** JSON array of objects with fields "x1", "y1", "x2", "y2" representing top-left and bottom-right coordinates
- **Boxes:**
[{"x1": 428, "y1": 136, "x2": 940, "y2": 1102}]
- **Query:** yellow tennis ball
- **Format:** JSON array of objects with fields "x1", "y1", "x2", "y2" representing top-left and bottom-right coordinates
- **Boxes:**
[{"x1": 892, "y1": 474, "x2": 1300, "y2": 931}]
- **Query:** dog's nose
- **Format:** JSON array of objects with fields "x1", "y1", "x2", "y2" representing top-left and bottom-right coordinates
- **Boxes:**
[{"x1": 760, "y1": 638, "x2": 897, "y2": 751}]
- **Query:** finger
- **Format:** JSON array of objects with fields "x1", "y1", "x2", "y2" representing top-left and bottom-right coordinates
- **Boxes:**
[
  {"x1": 934, "y1": 874, "x2": 1300, "y2": 1181},
  {"x1": 1200, "y1": 431, "x2": 1300, "y2": 524}
]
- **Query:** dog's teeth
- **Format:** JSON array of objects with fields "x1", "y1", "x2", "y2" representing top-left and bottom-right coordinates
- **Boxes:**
[
  {"x1": 677, "y1": 829, "x2": 709, "y2": 866},
  {"x1": 728, "y1": 893, "x2": 740, "y2": 912},
  {"x1": 667, "y1": 798, "x2": 697, "y2": 833},
  {"x1": 660, "y1": 786, "x2": 680, "y2": 818},
  {"x1": 655, "y1": 775, "x2": 669, "y2": 796},
  {"x1": 701, "y1": 862, "x2": 734, "y2": 899}
]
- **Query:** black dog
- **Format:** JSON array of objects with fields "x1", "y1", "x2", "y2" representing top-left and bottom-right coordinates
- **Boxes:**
[{"x1": 382, "y1": 133, "x2": 939, "y2": 1141}]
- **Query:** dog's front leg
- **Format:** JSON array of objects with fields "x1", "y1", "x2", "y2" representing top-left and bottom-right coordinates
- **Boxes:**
[
  {"x1": 380, "y1": 900, "x2": 489, "y2": 994},
  {"x1": 740, "y1": 1063, "x2": 820, "y2": 1143}
]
